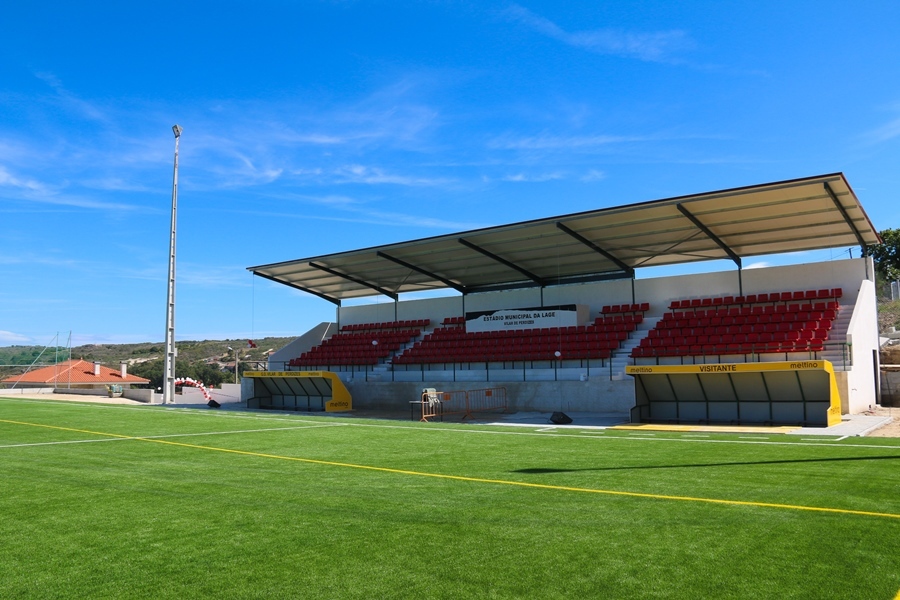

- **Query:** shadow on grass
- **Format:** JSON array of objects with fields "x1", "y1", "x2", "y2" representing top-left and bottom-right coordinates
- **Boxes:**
[{"x1": 512, "y1": 454, "x2": 900, "y2": 474}]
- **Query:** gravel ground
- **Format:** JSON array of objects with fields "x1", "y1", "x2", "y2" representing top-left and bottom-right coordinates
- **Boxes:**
[{"x1": 866, "y1": 405, "x2": 900, "y2": 437}]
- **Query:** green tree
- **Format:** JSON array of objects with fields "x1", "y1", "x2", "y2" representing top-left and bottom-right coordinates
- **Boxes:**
[
  {"x1": 868, "y1": 228, "x2": 900, "y2": 282},
  {"x1": 183, "y1": 362, "x2": 226, "y2": 388},
  {"x1": 129, "y1": 359, "x2": 227, "y2": 392},
  {"x1": 129, "y1": 359, "x2": 164, "y2": 391}
]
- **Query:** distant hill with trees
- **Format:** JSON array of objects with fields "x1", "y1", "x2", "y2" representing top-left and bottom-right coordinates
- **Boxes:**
[{"x1": 0, "y1": 337, "x2": 294, "y2": 390}]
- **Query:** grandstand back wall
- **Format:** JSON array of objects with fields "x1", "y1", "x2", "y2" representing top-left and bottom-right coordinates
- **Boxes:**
[{"x1": 325, "y1": 257, "x2": 877, "y2": 414}]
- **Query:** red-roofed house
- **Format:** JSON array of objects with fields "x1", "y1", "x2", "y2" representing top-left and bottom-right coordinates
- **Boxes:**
[{"x1": 1, "y1": 359, "x2": 150, "y2": 390}]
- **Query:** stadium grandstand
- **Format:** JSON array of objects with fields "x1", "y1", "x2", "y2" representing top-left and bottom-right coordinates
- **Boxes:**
[{"x1": 246, "y1": 173, "x2": 883, "y2": 426}]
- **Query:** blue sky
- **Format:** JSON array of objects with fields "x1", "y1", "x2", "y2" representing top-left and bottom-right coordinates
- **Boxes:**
[{"x1": 2, "y1": 1, "x2": 899, "y2": 347}]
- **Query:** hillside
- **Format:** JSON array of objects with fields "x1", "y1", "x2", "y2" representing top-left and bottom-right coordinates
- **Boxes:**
[{"x1": 0, "y1": 337, "x2": 295, "y2": 383}]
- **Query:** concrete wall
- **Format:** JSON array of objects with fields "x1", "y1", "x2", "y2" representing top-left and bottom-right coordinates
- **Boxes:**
[
  {"x1": 338, "y1": 257, "x2": 871, "y2": 325},
  {"x1": 173, "y1": 383, "x2": 243, "y2": 405},
  {"x1": 845, "y1": 276, "x2": 880, "y2": 412},
  {"x1": 1, "y1": 387, "x2": 56, "y2": 395},
  {"x1": 346, "y1": 378, "x2": 636, "y2": 414},
  {"x1": 213, "y1": 383, "x2": 242, "y2": 404},
  {"x1": 124, "y1": 388, "x2": 156, "y2": 403},
  {"x1": 50, "y1": 387, "x2": 109, "y2": 397},
  {"x1": 387, "y1": 363, "x2": 618, "y2": 383}
]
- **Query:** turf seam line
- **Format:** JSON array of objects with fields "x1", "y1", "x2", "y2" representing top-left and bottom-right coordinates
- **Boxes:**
[
  {"x1": 343, "y1": 422, "x2": 900, "y2": 450},
  {"x1": 0, "y1": 438, "x2": 132, "y2": 448},
  {"x1": 2, "y1": 397, "x2": 331, "y2": 424},
  {"x1": 4, "y1": 417, "x2": 900, "y2": 521},
  {"x1": 0, "y1": 421, "x2": 345, "y2": 449}
]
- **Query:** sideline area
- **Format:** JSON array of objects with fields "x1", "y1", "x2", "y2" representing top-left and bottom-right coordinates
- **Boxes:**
[{"x1": 2, "y1": 392, "x2": 894, "y2": 437}]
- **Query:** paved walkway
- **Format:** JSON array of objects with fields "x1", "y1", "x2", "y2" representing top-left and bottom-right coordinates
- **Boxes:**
[
  {"x1": 789, "y1": 414, "x2": 893, "y2": 437},
  {"x1": 334, "y1": 408, "x2": 895, "y2": 437}
]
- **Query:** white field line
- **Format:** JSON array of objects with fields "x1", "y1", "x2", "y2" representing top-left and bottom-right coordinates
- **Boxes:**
[
  {"x1": 4, "y1": 396, "x2": 900, "y2": 452},
  {"x1": 0, "y1": 424, "x2": 345, "y2": 449},
  {"x1": 1, "y1": 397, "x2": 333, "y2": 425}
]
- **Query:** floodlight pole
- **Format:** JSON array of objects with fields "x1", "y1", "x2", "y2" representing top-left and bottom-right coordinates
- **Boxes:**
[{"x1": 163, "y1": 125, "x2": 182, "y2": 405}]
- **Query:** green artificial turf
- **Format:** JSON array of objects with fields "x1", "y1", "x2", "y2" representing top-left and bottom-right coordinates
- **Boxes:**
[{"x1": 2, "y1": 397, "x2": 900, "y2": 599}]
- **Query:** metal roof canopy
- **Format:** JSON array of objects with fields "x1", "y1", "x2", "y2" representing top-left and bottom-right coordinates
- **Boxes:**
[{"x1": 248, "y1": 173, "x2": 881, "y2": 306}]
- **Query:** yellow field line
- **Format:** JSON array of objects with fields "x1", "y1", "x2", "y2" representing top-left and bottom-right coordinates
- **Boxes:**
[{"x1": 5, "y1": 418, "x2": 900, "y2": 521}]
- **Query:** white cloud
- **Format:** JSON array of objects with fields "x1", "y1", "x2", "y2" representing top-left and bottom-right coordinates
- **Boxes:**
[
  {"x1": 502, "y1": 171, "x2": 563, "y2": 182},
  {"x1": 504, "y1": 4, "x2": 694, "y2": 63},
  {"x1": 862, "y1": 116, "x2": 900, "y2": 145},
  {"x1": 35, "y1": 71, "x2": 109, "y2": 123},
  {"x1": 0, "y1": 165, "x2": 48, "y2": 193},
  {"x1": 489, "y1": 133, "x2": 653, "y2": 150},
  {"x1": 744, "y1": 261, "x2": 771, "y2": 269},
  {"x1": 0, "y1": 330, "x2": 32, "y2": 344},
  {"x1": 581, "y1": 169, "x2": 605, "y2": 182},
  {"x1": 333, "y1": 164, "x2": 453, "y2": 186}
]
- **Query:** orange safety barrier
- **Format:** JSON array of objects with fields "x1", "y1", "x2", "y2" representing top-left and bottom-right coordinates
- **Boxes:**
[
  {"x1": 411, "y1": 388, "x2": 446, "y2": 421},
  {"x1": 413, "y1": 387, "x2": 507, "y2": 421}
]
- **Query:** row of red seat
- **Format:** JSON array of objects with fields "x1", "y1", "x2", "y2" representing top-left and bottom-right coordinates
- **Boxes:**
[
  {"x1": 668, "y1": 288, "x2": 842, "y2": 310},
  {"x1": 323, "y1": 330, "x2": 421, "y2": 344},
  {"x1": 411, "y1": 338, "x2": 622, "y2": 351},
  {"x1": 632, "y1": 339, "x2": 826, "y2": 357},
  {"x1": 396, "y1": 319, "x2": 633, "y2": 364},
  {"x1": 633, "y1": 289, "x2": 842, "y2": 360},
  {"x1": 393, "y1": 347, "x2": 613, "y2": 364},
  {"x1": 291, "y1": 326, "x2": 422, "y2": 367},
  {"x1": 644, "y1": 328, "x2": 829, "y2": 347},
  {"x1": 422, "y1": 331, "x2": 631, "y2": 346},
  {"x1": 340, "y1": 319, "x2": 430, "y2": 332},
  {"x1": 650, "y1": 320, "x2": 831, "y2": 339},
  {"x1": 425, "y1": 322, "x2": 637, "y2": 342},
  {"x1": 660, "y1": 311, "x2": 836, "y2": 329},
  {"x1": 665, "y1": 302, "x2": 839, "y2": 320},
  {"x1": 291, "y1": 356, "x2": 383, "y2": 366},
  {"x1": 601, "y1": 302, "x2": 650, "y2": 314},
  {"x1": 649, "y1": 312, "x2": 835, "y2": 337}
]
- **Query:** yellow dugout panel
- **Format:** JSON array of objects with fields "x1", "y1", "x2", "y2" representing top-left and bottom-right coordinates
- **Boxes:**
[
  {"x1": 625, "y1": 361, "x2": 842, "y2": 427},
  {"x1": 244, "y1": 371, "x2": 352, "y2": 412}
]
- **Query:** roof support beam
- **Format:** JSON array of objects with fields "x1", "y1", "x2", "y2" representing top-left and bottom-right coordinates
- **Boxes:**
[
  {"x1": 458, "y1": 238, "x2": 546, "y2": 286},
  {"x1": 252, "y1": 271, "x2": 341, "y2": 306},
  {"x1": 556, "y1": 222, "x2": 635, "y2": 278},
  {"x1": 308, "y1": 262, "x2": 398, "y2": 300},
  {"x1": 676, "y1": 203, "x2": 742, "y2": 269},
  {"x1": 465, "y1": 270, "x2": 633, "y2": 295},
  {"x1": 823, "y1": 181, "x2": 868, "y2": 255},
  {"x1": 376, "y1": 251, "x2": 467, "y2": 294}
]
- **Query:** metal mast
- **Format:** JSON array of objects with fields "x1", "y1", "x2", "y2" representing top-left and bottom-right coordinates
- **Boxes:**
[{"x1": 163, "y1": 124, "x2": 182, "y2": 405}]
